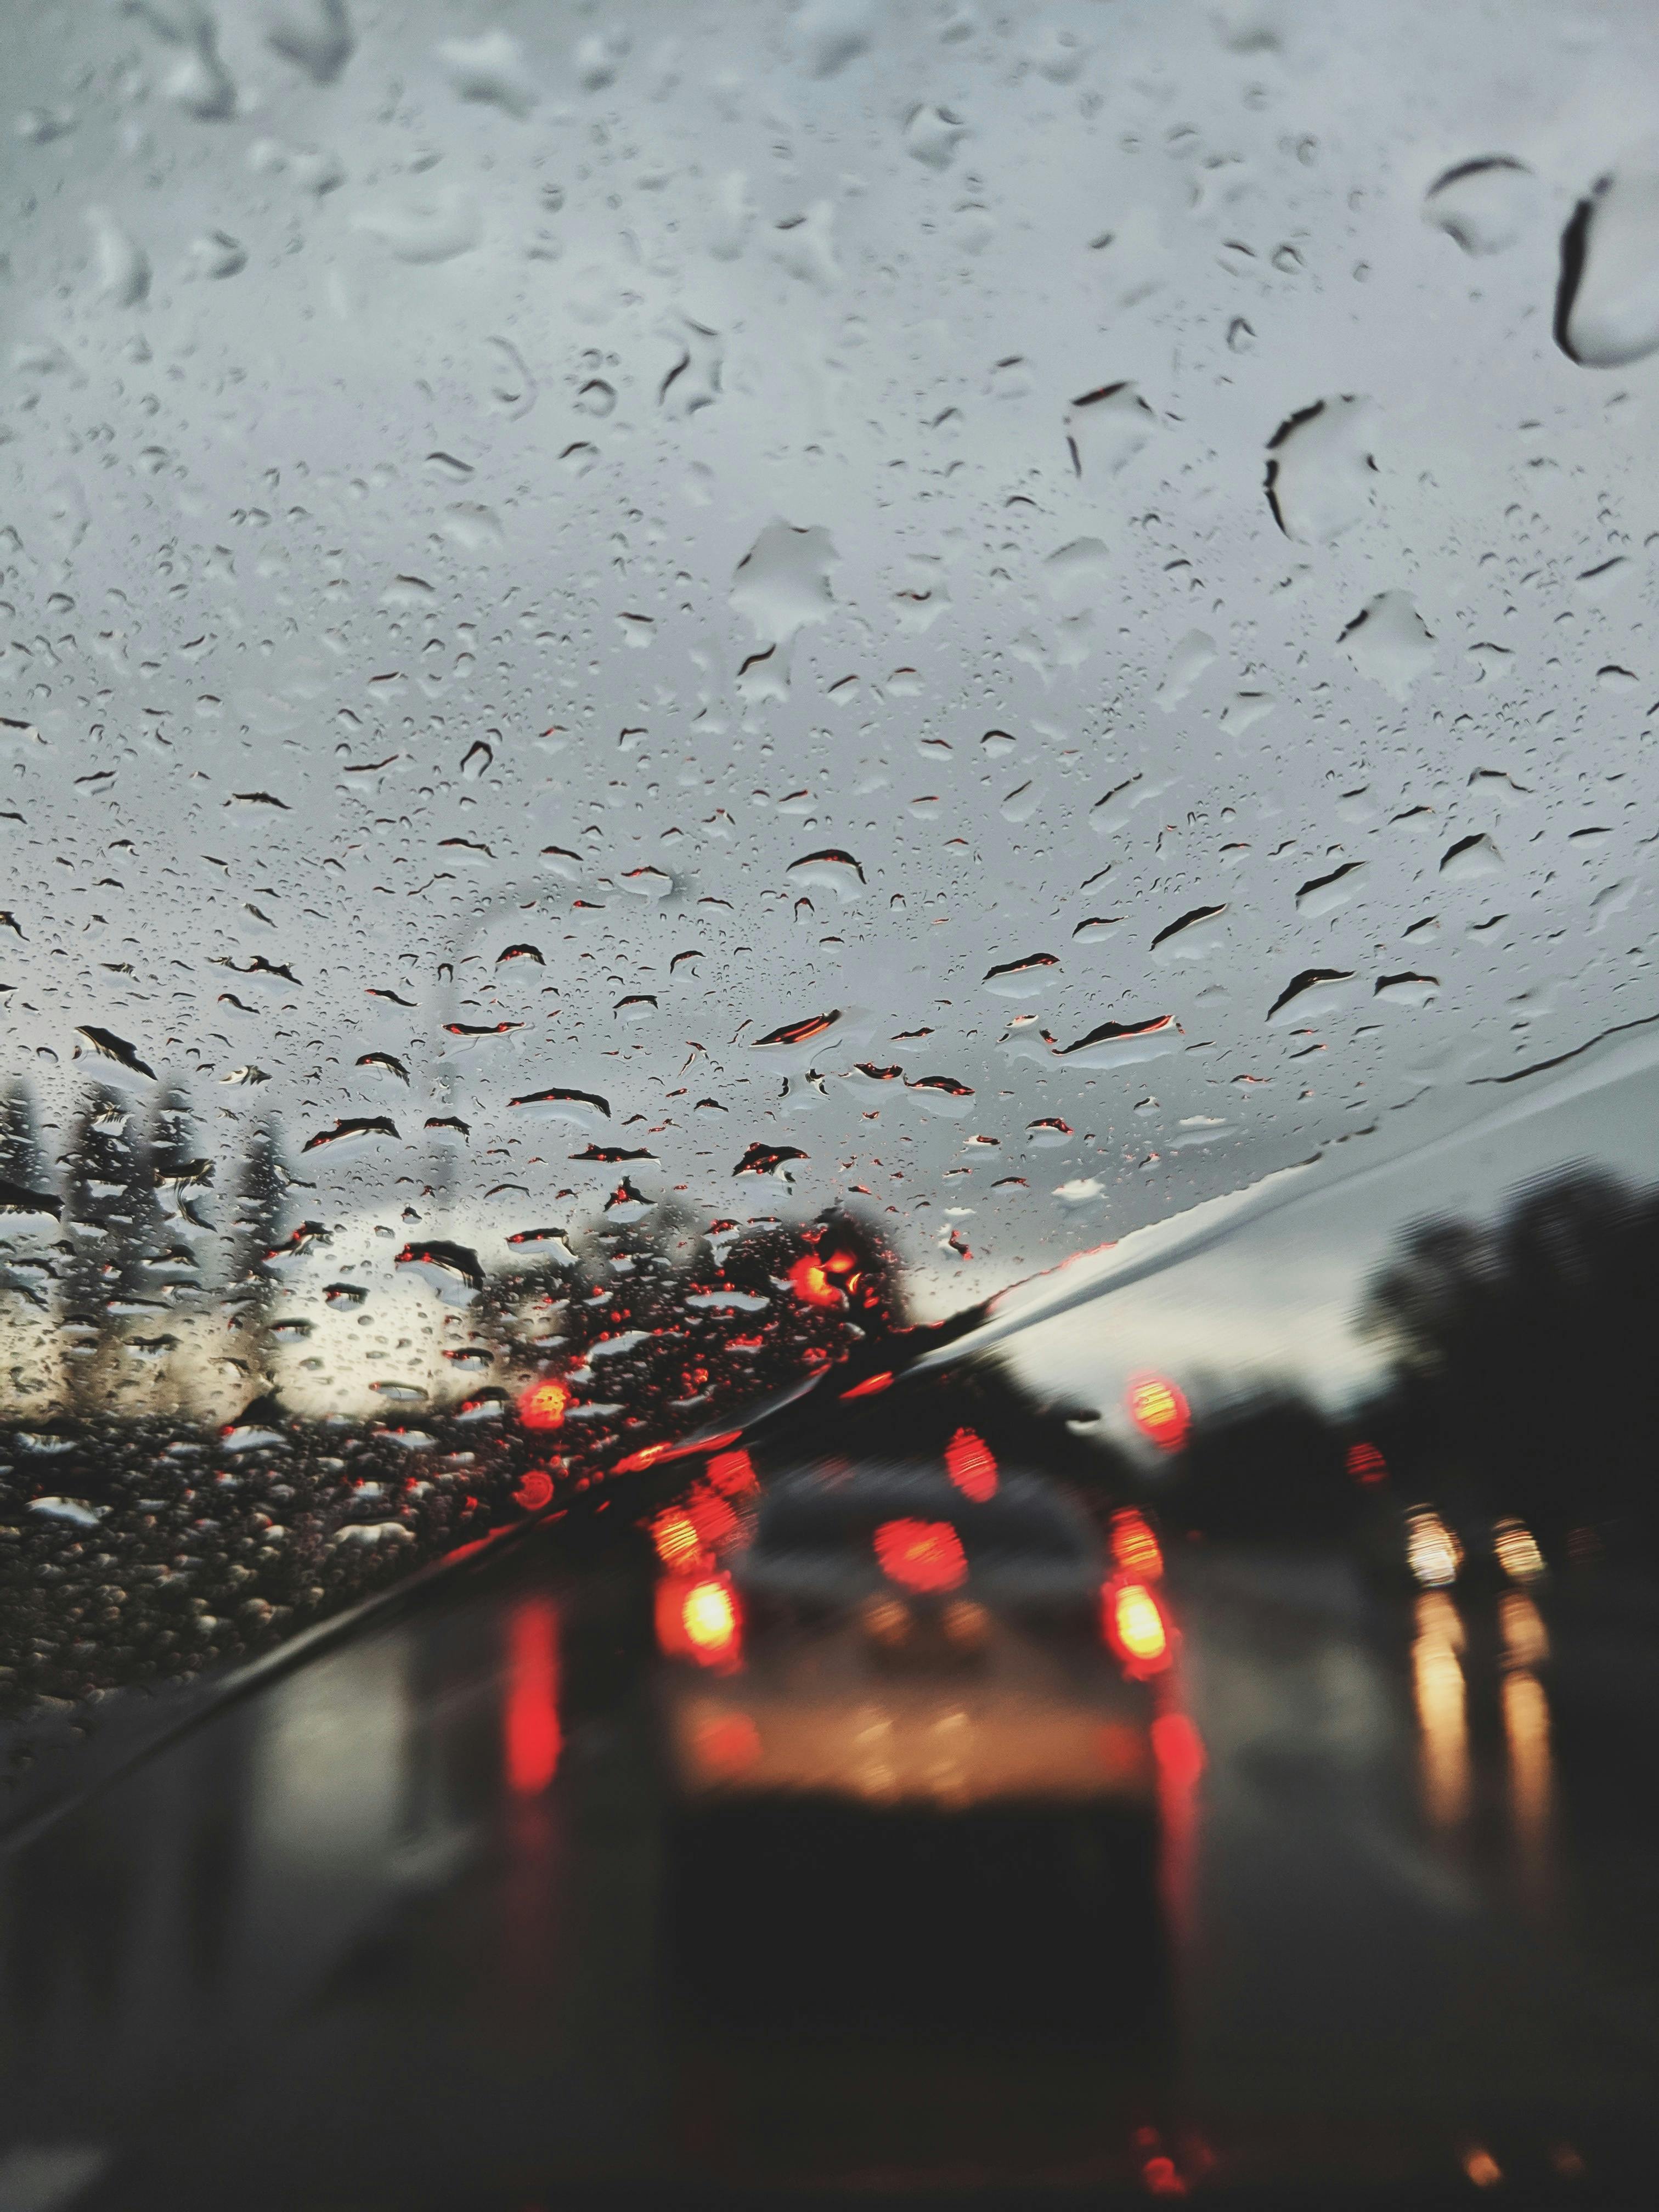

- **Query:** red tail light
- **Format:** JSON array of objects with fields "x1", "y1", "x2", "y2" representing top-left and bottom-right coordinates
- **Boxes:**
[
  {"x1": 945, "y1": 1426, "x2": 998, "y2": 1503},
  {"x1": 1110, "y1": 1507, "x2": 1164, "y2": 1580},
  {"x1": 1103, "y1": 1577, "x2": 1171, "y2": 1676},
  {"x1": 874, "y1": 1517, "x2": 968, "y2": 1594},
  {"x1": 1346, "y1": 1440, "x2": 1387, "y2": 1485},
  {"x1": 656, "y1": 1572, "x2": 743, "y2": 1670},
  {"x1": 1125, "y1": 1373, "x2": 1189, "y2": 1453}
]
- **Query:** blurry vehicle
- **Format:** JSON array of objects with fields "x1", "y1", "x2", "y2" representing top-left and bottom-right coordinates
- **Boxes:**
[{"x1": 654, "y1": 1455, "x2": 1171, "y2": 1827}]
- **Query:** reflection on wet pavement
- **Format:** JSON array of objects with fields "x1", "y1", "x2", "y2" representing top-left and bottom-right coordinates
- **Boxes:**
[{"x1": 1, "y1": 1508, "x2": 1657, "y2": 2208}]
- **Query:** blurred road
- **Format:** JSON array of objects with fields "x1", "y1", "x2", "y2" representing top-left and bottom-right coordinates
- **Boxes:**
[{"x1": 3, "y1": 1504, "x2": 1659, "y2": 2209}]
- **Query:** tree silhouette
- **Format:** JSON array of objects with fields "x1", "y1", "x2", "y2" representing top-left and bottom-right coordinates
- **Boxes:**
[
  {"x1": 1359, "y1": 1167, "x2": 1659, "y2": 1544},
  {"x1": 220, "y1": 1118, "x2": 293, "y2": 1401},
  {"x1": 57, "y1": 1085, "x2": 164, "y2": 1418}
]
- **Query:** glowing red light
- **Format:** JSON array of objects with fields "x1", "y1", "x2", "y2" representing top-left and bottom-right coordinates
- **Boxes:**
[
  {"x1": 874, "y1": 1518, "x2": 968, "y2": 1594},
  {"x1": 656, "y1": 1572, "x2": 743, "y2": 1669},
  {"x1": 1103, "y1": 1577, "x2": 1171, "y2": 1675},
  {"x1": 842, "y1": 1370, "x2": 894, "y2": 1400},
  {"x1": 1143, "y1": 2155, "x2": 1187, "y2": 2197},
  {"x1": 1125, "y1": 1373, "x2": 1190, "y2": 1452},
  {"x1": 788, "y1": 1252, "x2": 844, "y2": 1309},
  {"x1": 651, "y1": 1509, "x2": 706, "y2": 1571},
  {"x1": 504, "y1": 1595, "x2": 562, "y2": 1796},
  {"x1": 707, "y1": 1448, "x2": 758, "y2": 1497},
  {"x1": 945, "y1": 1426, "x2": 998, "y2": 1503},
  {"x1": 1150, "y1": 1711, "x2": 1206, "y2": 1790},
  {"x1": 612, "y1": 1428, "x2": 742, "y2": 1476},
  {"x1": 514, "y1": 1468, "x2": 555, "y2": 1513},
  {"x1": 518, "y1": 1378, "x2": 570, "y2": 1431},
  {"x1": 1111, "y1": 1507, "x2": 1164, "y2": 1579},
  {"x1": 693, "y1": 1711, "x2": 762, "y2": 1779},
  {"x1": 686, "y1": 1484, "x2": 741, "y2": 1553},
  {"x1": 1346, "y1": 1440, "x2": 1388, "y2": 1485}
]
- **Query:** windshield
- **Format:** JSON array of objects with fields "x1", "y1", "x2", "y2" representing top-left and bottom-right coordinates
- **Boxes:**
[{"x1": 7, "y1": 3, "x2": 1659, "y2": 2208}]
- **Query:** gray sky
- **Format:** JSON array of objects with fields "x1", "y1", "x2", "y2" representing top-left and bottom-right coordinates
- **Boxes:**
[{"x1": 4, "y1": 0, "x2": 1659, "y2": 1333}]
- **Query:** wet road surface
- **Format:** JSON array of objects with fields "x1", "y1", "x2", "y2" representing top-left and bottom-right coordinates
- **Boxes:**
[{"x1": 3, "y1": 1517, "x2": 1658, "y2": 2209}]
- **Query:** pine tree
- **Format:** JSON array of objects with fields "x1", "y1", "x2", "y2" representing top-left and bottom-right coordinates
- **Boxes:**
[
  {"x1": 58, "y1": 1085, "x2": 163, "y2": 1416},
  {"x1": 221, "y1": 1118, "x2": 291, "y2": 1402}
]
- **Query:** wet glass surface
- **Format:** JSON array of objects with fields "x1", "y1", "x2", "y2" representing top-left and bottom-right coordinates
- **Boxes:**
[{"x1": 8, "y1": 2, "x2": 1659, "y2": 2204}]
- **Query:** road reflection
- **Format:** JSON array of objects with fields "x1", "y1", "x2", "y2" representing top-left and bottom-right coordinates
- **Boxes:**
[{"x1": 1412, "y1": 1591, "x2": 1470, "y2": 1831}]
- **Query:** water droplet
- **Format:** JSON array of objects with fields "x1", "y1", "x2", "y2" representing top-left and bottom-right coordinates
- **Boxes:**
[
  {"x1": 1051, "y1": 1015, "x2": 1180, "y2": 1068},
  {"x1": 301, "y1": 1115, "x2": 398, "y2": 1153},
  {"x1": 86, "y1": 208, "x2": 150, "y2": 307},
  {"x1": 1424, "y1": 156, "x2": 1536, "y2": 255},
  {"x1": 435, "y1": 28, "x2": 539, "y2": 116},
  {"x1": 1157, "y1": 630, "x2": 1216, "y2": 710},
  {"x1": 905, "y1": 105, "x2": 967, "y2": 171},
  {"x1": 507, "y1": 1087, "x2": 611, "y2": 1130},
  {"x1": 1053, "y1": 1177, "x2": 1105, "y2": 1210},
  {"x1": 354, "y1": 190, "x2": 481, "y2": 265},
  {"x1": 1340, "y1": 591, "x2": 1435, "y2": 699},
  {"x1": 1296, "y1": 861, "x2": 1367, "y2": 917},
  {"x1": 1065, "y1": 382, "x2": 1154, "y2": 476},
  {"x1": 1374, "y1": 973, "x2": 1440, "y2": 1008},
  {"x1": 797, "y1": 0, "x2": 876, "y2": 77},
  {"x1": 731, "y1": 522, "x2": 837, "y2": 688},
  {"x1": 983, "y1": 955, "x2": 1062, "y2": 999},
  {"x1": 1440, "y1": 833, "x2": 1503, "y2": 882},
  {"x1": 1556, "y1": 154, "x2": 1659, "y2": 368},
  {"x1": 394, "y1": 1239, "x2": 483, "y2": 1301},
  {"x1": 1265, "y1": 397, "x2": 1378, "y2": 543},
  {"x1": 787, "y1": 850, "x2": 865, "y2": 900},
  {"x1": 733, "y1": 1142, "x2": 806, "y2": 1178},
  {"x1": 74, "y1": 1027, "x2": 155, "y2": 1079},
  {"x1": 188, "y1": 229, "x2": 246, "y2": 280},
  {"x1": 1266, "y1": 969, "x2": 1354, "y2": 1025},
  {"x1": 1149, "y1": 906, "x2": 1227, "y2": 963}
]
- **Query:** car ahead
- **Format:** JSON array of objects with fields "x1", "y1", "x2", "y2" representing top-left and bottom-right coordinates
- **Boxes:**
[{"x1": 653, "y1": 1452, "x2": 1173, "y2": 1819}]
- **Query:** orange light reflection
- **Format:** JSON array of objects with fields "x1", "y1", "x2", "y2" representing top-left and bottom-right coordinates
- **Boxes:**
[
  {"x1": 1413, "y1": 1590, "x2": 1469, "y2": 1829},
  {"x1": 1504, "y1": 1664, "x2": 1553, "y2": 1901}
]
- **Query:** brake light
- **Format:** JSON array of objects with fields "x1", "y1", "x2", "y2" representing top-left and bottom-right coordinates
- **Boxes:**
[
  {"x1": 651, "y1": 1508, "x2": 706, "y2": 1571},
  {"x1": 1104, "y1": 1578, "x2": 1171, "y2": 1675},
  {"x1": 945, "y1": 1426, "x2": 998, "y2": 1503},
  {"x1": 874, "y1": 1517, "x2": 968, "y2": 1593},
  {"x1": 656, "y1": 1572, "x2": 743, "y2": 1669},
  {"x1": 1110, "y1": 1507, "x2": 1163, "y2": 1580},
  {"x1": 1346, "y1": 1440, "x2": 1387, "y2": 1485},
  {"x1": 706, "y1": 1447, "x2": 758, "y2": 1497},
  {"x1": 1125, "y1": 1373, "x2": 1189, "y2": 1452}
]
